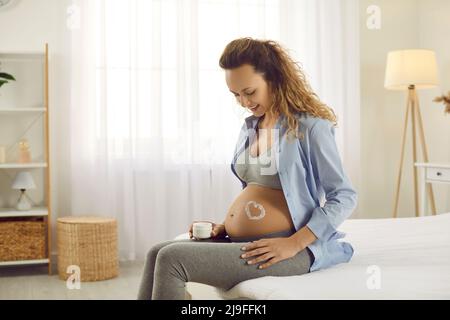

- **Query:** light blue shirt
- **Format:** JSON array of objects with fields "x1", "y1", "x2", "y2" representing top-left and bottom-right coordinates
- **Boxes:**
[{"x1": 230, "y1": 112, "x2": 357, "y2": 272}]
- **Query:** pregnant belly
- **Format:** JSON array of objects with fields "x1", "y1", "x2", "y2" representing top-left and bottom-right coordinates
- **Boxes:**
[{"x1": 224, "y1": 184, "x2": 295, "y2": 238}]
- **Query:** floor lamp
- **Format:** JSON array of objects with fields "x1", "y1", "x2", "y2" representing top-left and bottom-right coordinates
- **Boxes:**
[{"x1": 384, "y1": 49, "x2": 439, "y2": 218}]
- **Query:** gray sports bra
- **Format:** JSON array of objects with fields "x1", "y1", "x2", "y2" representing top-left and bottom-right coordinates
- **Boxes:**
[{"x1": 234, "y1": 142, "x2": 283, "y2": 190}]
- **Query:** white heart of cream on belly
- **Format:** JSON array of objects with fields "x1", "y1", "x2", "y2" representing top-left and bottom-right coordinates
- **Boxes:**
[{"x1": 245, "y1": 201, "x2": 266, "y2": 220}]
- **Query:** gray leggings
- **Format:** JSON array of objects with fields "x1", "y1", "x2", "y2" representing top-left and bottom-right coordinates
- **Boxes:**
[{"x1": 137, "y1": 229, "x2": 314, "y2": 300}]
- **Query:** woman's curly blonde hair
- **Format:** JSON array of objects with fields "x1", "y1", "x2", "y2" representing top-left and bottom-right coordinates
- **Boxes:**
[{"x1": 219, "y1": 37, "x2": 337, "y2": 140}]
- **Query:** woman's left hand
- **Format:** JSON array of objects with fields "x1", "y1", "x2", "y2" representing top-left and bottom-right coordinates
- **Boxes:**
[{"x1": 240, "y1": 236, "x2": 303, "y2": 270}]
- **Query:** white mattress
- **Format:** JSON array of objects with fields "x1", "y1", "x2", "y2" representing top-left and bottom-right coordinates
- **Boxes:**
[{"x1": 195, "y1": 213, "x2": 450, "y2": 300}]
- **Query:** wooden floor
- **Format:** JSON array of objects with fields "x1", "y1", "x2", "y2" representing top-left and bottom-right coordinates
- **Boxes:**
[{"x1": 0, "y1": 261, "x2": 222, "y2": 300}]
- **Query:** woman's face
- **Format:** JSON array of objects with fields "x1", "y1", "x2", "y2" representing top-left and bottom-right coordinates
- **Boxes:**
[{"x1": 225, "y1": 64, "x2": 272, "y2": 117}]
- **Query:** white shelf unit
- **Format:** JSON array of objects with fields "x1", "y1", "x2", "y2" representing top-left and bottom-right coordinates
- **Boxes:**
[
  {"x1": 0, "y1": 108, "x2": 47, "y2": 113},
  {"x1": 0, "y1": 163, "x2": 48, "y2": 169},
  {"x1": 0, "y1": 259, "x2": 50, "y2": 267},
  {"x1": 0, "y1": 207, "x2": 49, "y2": 218},
  {"x1": 0, "y1": 45, "x2": 52, "y2": 274}
]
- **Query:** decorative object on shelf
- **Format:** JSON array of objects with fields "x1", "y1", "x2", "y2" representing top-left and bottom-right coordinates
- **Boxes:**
[
  {"x1": 0, "y1": 72, "x2": 16, "y2": 89},
  {"x1": 433, "y1": 91, "x2": 450, "y2": 115},
  {"x1": 18, "y1": 138, "x2": 32, "y2": 163},
  {"x1": 385, "y1": 49, "x2": 439, "y2": 218},
  {"x1": 11, "y1": 171, "x2": 36, "y2": 211},
  {"x1": 0, "y1": 145, "x2": 5, "y2": 164}
]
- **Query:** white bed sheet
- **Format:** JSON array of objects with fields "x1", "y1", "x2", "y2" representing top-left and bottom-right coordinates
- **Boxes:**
[{"x1": 198, "y1": 213, "x2": 450, "y2": 300}]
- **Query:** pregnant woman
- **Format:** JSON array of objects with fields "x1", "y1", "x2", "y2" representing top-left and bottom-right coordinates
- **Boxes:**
[{"x1": 138, "y1": 38, "x2": 357, "y2": 300}]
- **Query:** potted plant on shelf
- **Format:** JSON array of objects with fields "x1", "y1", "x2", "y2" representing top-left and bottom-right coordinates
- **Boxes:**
[
  {"x1": 433, "y1": 91, "x2": 450, "y2": 115},
  {"x1": 0, "y1": 72, "x2": 16, "y2": 88}
]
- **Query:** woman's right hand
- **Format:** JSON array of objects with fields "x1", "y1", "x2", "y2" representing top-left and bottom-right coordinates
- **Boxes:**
[{"x1": 188, "y1": 221, "x2": 227, "y2": 240}]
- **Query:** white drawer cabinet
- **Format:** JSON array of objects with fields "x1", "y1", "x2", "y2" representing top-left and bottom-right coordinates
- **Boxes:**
[
  {"x1": 415, "y1": 163, "x2": 450, "y2": 216},
  {"x1": 426, "y1": 167, "x2": 450, "y2": 182}
]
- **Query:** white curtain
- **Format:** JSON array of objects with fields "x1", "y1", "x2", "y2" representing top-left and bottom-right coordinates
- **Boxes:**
[
  {"x1": 279, "y1": 0, "x2": 361, "y2": 211},
  {"x1": 64, "y1": 0, "x2": 360, "y2": 260}
]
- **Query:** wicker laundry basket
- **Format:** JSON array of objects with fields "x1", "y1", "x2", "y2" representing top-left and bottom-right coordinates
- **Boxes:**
[
  {"x1": 0, "y1": 218, "x2": 46, "y2": 262},
  {"x1": 57, "y1": 216, "x2": 118, "y2": 281}
]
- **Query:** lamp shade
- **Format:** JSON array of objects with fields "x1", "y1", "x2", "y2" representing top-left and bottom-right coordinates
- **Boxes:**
[
  {"x1": 11, "y1": 172, "x2": 36, "y2": 190},
  {"x1": 384, "y1": 49, "x2": 439, "y2": 90}
]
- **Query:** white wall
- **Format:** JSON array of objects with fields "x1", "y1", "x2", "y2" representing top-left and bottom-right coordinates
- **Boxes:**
[
  {"x1": 417, "y1": 0, "x2": 450, "y2": 215},
  {"x1": 360, "y1": 0, "x2": 450, "y2": 219},
  {"x1": 0, "y1": 0, "x2": 72, "y2": 253}
]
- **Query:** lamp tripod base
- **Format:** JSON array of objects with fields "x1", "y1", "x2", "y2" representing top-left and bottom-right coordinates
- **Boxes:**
[{"x1": 392, "y1": 86, "x2": 437, "y2": 218}]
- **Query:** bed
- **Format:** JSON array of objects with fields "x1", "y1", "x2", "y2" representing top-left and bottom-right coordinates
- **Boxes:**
[{"x1": 179, "y1": 212, "x2": 450, "y2": 300}]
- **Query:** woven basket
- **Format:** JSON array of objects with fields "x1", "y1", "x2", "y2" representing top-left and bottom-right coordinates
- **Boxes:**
[
  {"x1": 57, "y1": 216, "x2": 119, "y2": 282},
  {"x1": 0, "y1": 218, "x2": 46, "y2": 262}
]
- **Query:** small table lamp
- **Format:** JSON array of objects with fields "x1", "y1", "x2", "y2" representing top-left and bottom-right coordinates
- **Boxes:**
[
  {"x1": 12, "y1": 171, "x2": 36, "y2": 211},
  {"x1": 385, "y1": 49, "x2": 439, "y2": 218}
]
